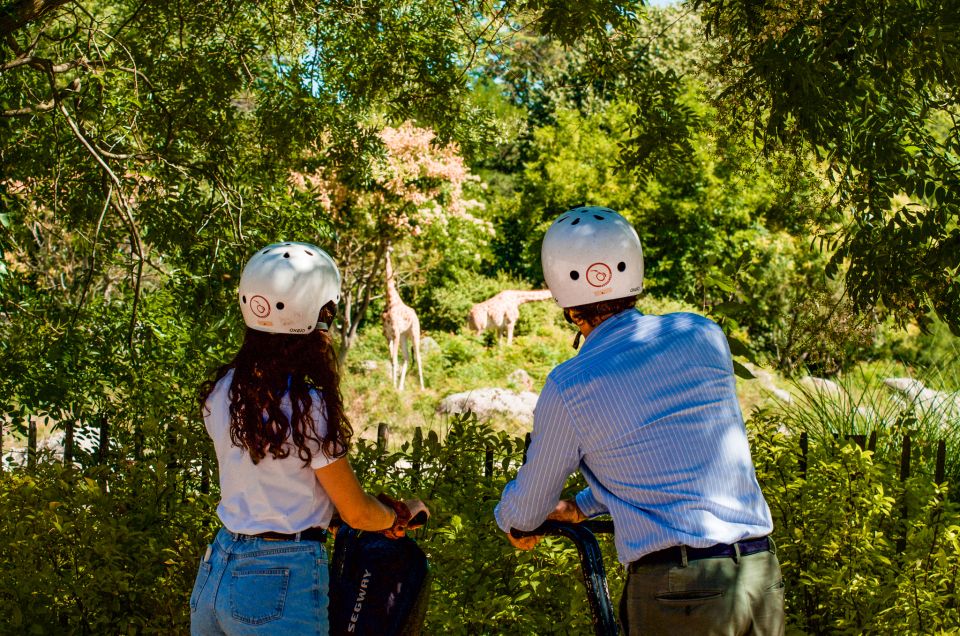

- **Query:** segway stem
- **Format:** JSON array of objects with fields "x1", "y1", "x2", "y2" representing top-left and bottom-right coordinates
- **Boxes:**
[{"x1": 511, "y1": 520, "x2": 618, "y2": 636}]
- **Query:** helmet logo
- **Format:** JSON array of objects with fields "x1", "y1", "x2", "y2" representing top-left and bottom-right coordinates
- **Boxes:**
[
  {"x1": 249, "y1": 295, "x2": 271, "y2": 318},
  {"x1": 586, "y1": 262, "x2": 612, "y2": 287}
]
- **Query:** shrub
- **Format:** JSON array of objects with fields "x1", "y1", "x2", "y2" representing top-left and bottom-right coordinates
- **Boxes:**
[
  {"x1": 750, "y1": 408, "x2": 960, "y2": 633},
  {"x1": 3, "y1": 410, "x2": 959, "y2": 634},
  {"x1": 0, "y1": 457, "x2": 212, "y2": 635}
]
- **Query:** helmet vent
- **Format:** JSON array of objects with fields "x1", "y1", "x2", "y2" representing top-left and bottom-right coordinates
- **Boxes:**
[
  {"x1": 570, "y1": 271, "x2": 580, "y2": 280},
  {"x1": 262, "y1": 249, "x2": 270, "y2": 254},
  {"x1": 617, "y1": 262, "x2": 626, "y2": 272},
  {"x1": 571, "y1": 218, "x2": 581, "y2": 226},
  {"x1": 305, "y1": 250, "x2": 314, "y2": 256},
  {"x1": 283, "y1": 252, "x2": 290, "y2": 258},
  {"x1": 594, "y1": 215, "x2": 604, "y2": 221},
  {"x1": 276, "y1": 302, "x2": 285, "y2": 310},
  {"x1": 242, "y1": 296, "x2": 247, "y2": 303},
  {"x1": 558, "y1": 216, "x2": 569, "y2": 223}
]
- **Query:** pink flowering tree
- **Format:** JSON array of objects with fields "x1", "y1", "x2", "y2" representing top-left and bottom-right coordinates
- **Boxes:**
[{"x1": 291, "y1": 121, "x2": 487, "y2": 362}]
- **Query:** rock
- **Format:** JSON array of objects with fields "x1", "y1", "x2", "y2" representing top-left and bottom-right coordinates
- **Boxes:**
[
  {"x1": 437, "y1": 388, "x2": 539, "y2": 424},
  {"x1": 799, "y1": 376, "x2": 844, "y2": 397},
  {"x1": 883, "y1": 377, "x2": 960, "y2": 421},
  {"x1": 769, "y1": 388, "x2": 793, "y2": 404},
  {"x1": 420, "y1": 336, "x2": 441, "y2": 355},
  {"x1": 744, "y1": 362, "x2": 776, "y2": 387},
  {"x1": 359, "y1": 360, "x2": 378, "y2": 373},
  {"x1": 507, "y1": 369, "x2": 534, "y2": 392},
  {"x1": 883, "y1": 377, "x2": 927, "y2": 399},
  {"x1": 744, "y1": 362, "x2": 792, "y2": 404}
]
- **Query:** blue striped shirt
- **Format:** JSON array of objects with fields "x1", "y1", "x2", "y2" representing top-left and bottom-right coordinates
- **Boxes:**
[{"x1": 494, "y1": 309, "x2": 773, "y2": 564}]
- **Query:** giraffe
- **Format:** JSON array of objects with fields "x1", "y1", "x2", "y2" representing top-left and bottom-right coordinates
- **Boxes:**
[
  {"x1": 467, "y1": 289, "x2": 554, "y2": 346},
  {"x1": 381, "y1": 247, "x2": 424, "y2": 391}
]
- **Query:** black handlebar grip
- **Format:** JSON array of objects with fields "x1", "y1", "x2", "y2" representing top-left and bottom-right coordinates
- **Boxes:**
[{"x1": 409, "y1": 510, "x2": 429, "y2": 528}]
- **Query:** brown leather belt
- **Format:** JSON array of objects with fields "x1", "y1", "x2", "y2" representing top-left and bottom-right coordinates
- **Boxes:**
[{"x1": 630, "y1": 536, "x2": 771, "y2": 570}]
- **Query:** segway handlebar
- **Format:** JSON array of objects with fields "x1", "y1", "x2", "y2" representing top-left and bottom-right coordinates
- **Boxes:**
[
  {"x1": 409, "y1": 510, "x2": 429, "y2": 528},
  {"x1": 509, "y1": 519, "x2": 618, "y2": 636},
  {"x1": 509, "y1": 518, "x2": 614, "y2": 539}
]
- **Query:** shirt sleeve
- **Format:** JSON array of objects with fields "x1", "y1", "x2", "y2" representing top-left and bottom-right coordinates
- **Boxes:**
[
  {"x1": 307, "y1": 390, "x2": 341, "y2": 470},
  {"x1": 574, "y1": 486, "x2": 608, "y2": 518},
  {"x1": 495, "y1": 378, "x2": 582, "y2": 533}
]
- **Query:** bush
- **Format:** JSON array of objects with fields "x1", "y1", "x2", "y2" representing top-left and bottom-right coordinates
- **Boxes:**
[
  {"x1": 0, "y1": 457, "x2": 212, "y2": 635},
  {"x1": 750, "y1": 410, "x2": 960, "y2": 633},
  {"x1": 349, "y1": 414, "x2": 623, "y2": 635},
  {"x1": 4, "y1": 410, "x2": 959, "y2": 634}
]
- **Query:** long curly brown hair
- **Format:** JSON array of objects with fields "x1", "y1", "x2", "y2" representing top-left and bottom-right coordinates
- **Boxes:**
[{"x1": 199, "y1": 305, "x2": 352, "y2": 465}]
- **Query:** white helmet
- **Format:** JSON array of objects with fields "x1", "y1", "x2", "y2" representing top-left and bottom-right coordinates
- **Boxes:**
[
  {"x1": 238, "y1": 241, "x2": 341, "y2": 334},
  {"x1": 541, "y1": 206, "x2": 644, "y2": 308}
]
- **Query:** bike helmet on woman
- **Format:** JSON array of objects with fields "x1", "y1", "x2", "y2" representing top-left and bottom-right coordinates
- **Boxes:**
[{"x1": 238, "y1": 241, "x2": 341, "y2": 334}]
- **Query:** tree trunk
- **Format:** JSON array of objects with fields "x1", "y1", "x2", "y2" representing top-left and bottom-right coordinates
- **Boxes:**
[{"x1": 336, "y1": 241, "x2": 386, "y2": 365}]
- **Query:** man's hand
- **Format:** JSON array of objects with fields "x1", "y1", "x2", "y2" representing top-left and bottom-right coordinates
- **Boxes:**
[
  {"x1": 547, "y1": 499, "x2": 587, "y2": 523},
  {"x1": 507, "y1": 530, "x2": 541, "y2": 550}
]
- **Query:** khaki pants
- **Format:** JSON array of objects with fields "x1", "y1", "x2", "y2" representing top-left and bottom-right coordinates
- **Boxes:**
[{"x1": 620, "y1": 544, "x2": 785, "y2": 636}]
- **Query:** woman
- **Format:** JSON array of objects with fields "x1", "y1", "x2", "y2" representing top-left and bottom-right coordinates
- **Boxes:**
[{"x1": 190, "y1": 241, "x2": 428, "y2": 635}]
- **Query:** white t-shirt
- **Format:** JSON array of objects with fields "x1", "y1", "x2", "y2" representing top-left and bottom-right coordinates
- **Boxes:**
[{"x1": 204, "y1": 369, "x2": 339, "y2": 534}]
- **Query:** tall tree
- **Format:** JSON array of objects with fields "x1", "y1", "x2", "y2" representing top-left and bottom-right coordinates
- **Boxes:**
[{"x1": 693, "y1": 0, "x2": 960, "y2": 334}]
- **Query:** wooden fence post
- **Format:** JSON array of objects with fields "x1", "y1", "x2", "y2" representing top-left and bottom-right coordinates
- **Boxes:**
[
  {"x1": 484, "y1": 448, "x2": 494, "y2": 479},
  {"x1": 98, "y1": 414, "x2": 110, "y2": 466},
  {"x1": 63, "y1": 419, "x2": 74, "y2": 467},
  {"x1": 411, "y1": 427, "x2": 423, "y2": 487},
  {"x1": 799, "y1": 432, "x2": 808, "y2": 478},
  {"x1": 201, "y1": 451, "x2": 210, "y2": 495},
  {"x1": 27, "y1": 416, "x2": 37, "y2": 470},
  {"x1": 935, "y1": 439, "x2": 946, "y2": 485},
  {"x1": 897, "y1": 433, "x2": 912, "y2": 553},
  {"x1": 377, "y1": 423, "x2": 389, "y2": 452}
]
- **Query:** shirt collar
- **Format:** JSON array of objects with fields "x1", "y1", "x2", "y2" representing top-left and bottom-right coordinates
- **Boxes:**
[{"x1": 578, "y1": 307, "x2": 642, "y2": 354}]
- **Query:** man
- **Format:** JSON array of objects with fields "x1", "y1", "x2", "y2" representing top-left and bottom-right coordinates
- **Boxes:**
[{"x1": 495, "y1": 206, "x2": 784, "y2": 635}]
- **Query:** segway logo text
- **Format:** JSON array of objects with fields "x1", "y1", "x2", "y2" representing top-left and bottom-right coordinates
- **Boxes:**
[{"x1": 347, "y1": 569, "x2": 373, "y2": 632}]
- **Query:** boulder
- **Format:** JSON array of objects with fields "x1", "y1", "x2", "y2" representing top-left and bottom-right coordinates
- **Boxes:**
[
  {"x1": 799, "y1": 376, "x2": 844, "y2": 398},
  {"x1": 437, "y1": 388, "x2": 539, "y2": 424},
  {"x1": 769, "y1": 388, "x2": 793, "y2": 404},
  {"x1": 882, "y1": 377, "x2": 927, "y2": 399},
  {"x1": 420, "y1": 336, "x2": 441, "y2": 355},
  {"x1": 507, "y1": 369, "x2": 535, "y2": 392}
]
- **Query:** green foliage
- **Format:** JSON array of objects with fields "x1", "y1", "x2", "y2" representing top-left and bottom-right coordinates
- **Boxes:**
[
  {"x1": 5, "y1": 409, "x2": 960, "y2": 634},
  {"x1": 695, "y1": 0, "x2": 960, "y2": 334},
  {"x1": 0, "y1": 460, "x2": 214, "y2": 635},
  {"x1": 348, "y1": 413, "x2": 624, "y2": 635},
  {"x1": 750, "y1": 412, "x2": 960, "y2": 634}
]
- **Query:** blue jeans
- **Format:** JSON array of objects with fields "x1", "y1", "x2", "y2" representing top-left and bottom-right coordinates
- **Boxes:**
[{"x1": 190, "y1": 527, "x2": 330, "y2": 635}]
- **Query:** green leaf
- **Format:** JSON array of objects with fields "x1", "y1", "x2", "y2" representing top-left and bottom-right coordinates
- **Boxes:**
[{"x1": 732, "y1": 359, "x2": 755, "y2": 379}]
